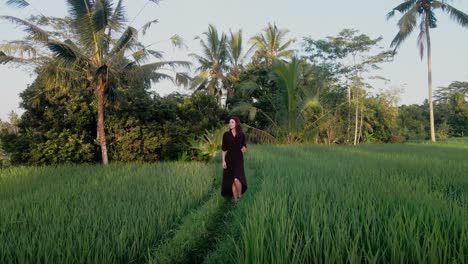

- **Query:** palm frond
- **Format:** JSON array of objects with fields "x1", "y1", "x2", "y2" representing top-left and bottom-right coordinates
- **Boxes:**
[
  {"x1": 250, "y1": 22, "x2": 294, "y2": 64},
  {"x1": 189, "y1": 53, "x2": 211, "y2": 71},
  {"x1": 47, "y1": 41, "x2": 81, "y2": 65},
  {"x1": 390, "y1": 5, "x2": 419, "y2": 50},
  {"x1": 66, "y1": 0, "x2": 92, "y2": 22},
  {"x1": 175, "y1": 72, "x2": 191, "y2": 88},
  {"x1": 141, "y1": 19, "x2": 159, "y2": 36},
  {"x1": 0, "y1": 41, "x2": 38, "y2": 59},
  {"x1": 142, "y1": 60, "x2": 191, "y2": 71},
  {"x1": 0, "y1": 16, "x2": 50, "y2": 43},
  {"x1": 436, "y1": 1, "x2": 468, "y2": 27},
  {"x1": 241, "y1": 43, "x2": 256, "y2": 63},
  {"x1": 417, "y1": 18, "x2": 426, "y2": 60},
  {"x1": 109, "y1": 26, "x2": 137, "y2": 56},
  {"x1": 93, "y1": 64, "x2": 108, "y2": 82},
  {"x1": 0, "y1": 53, "x2": 43, "y2": 65},
  {"x1": 243, "y1": 124, "x2": 278, "y2": 144},
  {"x1": 93, "y1": 0, "x2": 112, "y2": 32},
  {"x1": 190, "y1": 71, "x2": 209, "y2": 90},
  {"x1": 231, "y1": 101, "x2": 256, "y2": 116},
  {"x1": 276, "y1": 50, "x2": 294, "y2": 59},
  {"x1": 237, "y1": 81, "x2": 259, "y2": 98},
  {"x1": 228, "y1": 30, "x2": 242, "y2": 65},
  {"x1": 131, "y1": 48, "x2": 149, "y2": 64},
  {"x1": 6, "y1": 0, "x2": 29, "y2": 8},
  {"x1": 386, "y1": 0, "x2": 417, "y2": 20},
  {"x1": 147, "y1": 72, "x2": 173, "y2": 83},
  {"x1": 66, "y1": 0, "x2": 100, "y2": 51},
  {"x1": 105, "y1": 85, "x2": 124, "y2": 102},
  {"x1": 147, "y1": 49, "x2": 164, "y2": 59},
  {"x1": 195, "y1": 38, "x2": 213, "y2": 64},
  {"x1": 428, "y1": 10, "x2": 438, "y2": 28},
  {"x1": 170, "y1": 34, "x2": 186, "y2": 49},
  {"x1": 273, "y1": 57, "x2": 303, "y2": 131},
  {"x1": 0, "y1": 47, "x2": 48, "y2": 65},
  {"x1": 108, "y1": 0, "x2": 126, "y2": 32},
  {"x1": 0, "y1": 51, "x2": 16, "y2": 64},
  {"x1": 277, "y1": 39, "x2": 295, "y2": 52}
]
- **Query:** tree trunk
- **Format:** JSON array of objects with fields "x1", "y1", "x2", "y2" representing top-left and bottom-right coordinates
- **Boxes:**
[
  {"x1": 347, "y1": 81, "x2": 351, "y2": 144},
  {"x1": 358, "y1": 105, "x2": 364, "y2": 144},
  {"x1": 353, "y1": 82, "x2": 359, "y2": 145},
  {"x1": 426, "y1": 17, "x2": 436, "y2": 142},
  {"x1": 97, "y1": 80, "x2": 109, "y2": 165}
]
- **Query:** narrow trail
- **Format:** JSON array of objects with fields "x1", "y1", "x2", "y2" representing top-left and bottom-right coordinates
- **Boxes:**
[
  {"x1": 147, "y1": 189, "x2": 236, "y2": 263},
  {"x1": 147, "y1": 160, "x2": 237, "y2": 264},
  {"x1": 148, "y1": 148, "x2": 264, "y2": 264}
]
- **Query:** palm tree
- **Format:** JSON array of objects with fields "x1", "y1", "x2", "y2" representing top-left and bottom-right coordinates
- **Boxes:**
[
  {"x1": 190, "y1": 25, "x2": 229, "y2": 106},
  {"x1": 226, "y1": 29, "x2": 254, "y2": 97},
  {"x1": 250, "y1": 22, "x2": 295, "y2": 66},
  {"x1": 273, "y1": 56, "x2": 314, "y2": 143},
  {"x1": 1, "y1": 0, "x2": 190, "y2": 164},
  {"x1": 387, "y1": 0, "x2": 468, "y2": 142}
]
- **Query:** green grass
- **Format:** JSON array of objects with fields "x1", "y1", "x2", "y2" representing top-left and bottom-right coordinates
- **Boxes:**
[
  {"x1": 1, "y1": 142, "x2": 467, "y2": 263},
  {"x1": 0, "y1": 162, "x2": 215, "y2": 263},
  {"x1": 148, "y1": 189, "x2": 232, "y2": 264},
  {"x1": 206, "y1": 143, "x2": 468, "y2": 263}
]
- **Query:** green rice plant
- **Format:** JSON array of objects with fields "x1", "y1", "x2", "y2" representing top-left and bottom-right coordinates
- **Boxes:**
[
  {"x1": 0, "y1": 162, "x2": 215, "y2": 263},
  {"x1": 207, "y1": 143, "x2": 468, "y2": 263}
]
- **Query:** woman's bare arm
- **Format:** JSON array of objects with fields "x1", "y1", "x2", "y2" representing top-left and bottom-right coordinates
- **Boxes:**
[{"x1": 222, "y1": 150, "x2": 227, "y2": 168}]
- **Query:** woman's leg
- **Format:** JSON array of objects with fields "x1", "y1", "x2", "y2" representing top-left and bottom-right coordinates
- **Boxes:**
[
  {"x1": 231, "y1": 181, "x2": 238, "y2": 200},
  {"x1": 234, "y1": 178, "x2": 242, "y2": 198}
]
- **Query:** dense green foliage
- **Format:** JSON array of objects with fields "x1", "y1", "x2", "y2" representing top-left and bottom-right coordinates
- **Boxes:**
[{"x1": 0, "y1": 77, "x2": 227, "y2": 164}]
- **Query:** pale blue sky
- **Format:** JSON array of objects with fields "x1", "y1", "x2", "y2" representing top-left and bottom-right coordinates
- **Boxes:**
[{"x1": 1, "y1": 0, "x2": 467, "y2": 120}]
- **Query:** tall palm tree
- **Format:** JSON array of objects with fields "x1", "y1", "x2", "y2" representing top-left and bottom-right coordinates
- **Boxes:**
[
  {"x1": 1, "y1": 0, "x2": 190, "y2": 164},
  {"x1": 387, "y1": 0, "x2": 468, "y2": 142},
  {"x1": 190, "y1": 25, "x2": 229, "y2": 106},
  {"x1": 250, "y1": 22, "x2": 295, "y2": 66},
  {"x1": 226, "y1": 29, "x2": 254, "y2": 97}
]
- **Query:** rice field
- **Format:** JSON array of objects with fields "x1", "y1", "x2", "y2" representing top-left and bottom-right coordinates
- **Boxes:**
[
  {"x1": 206, "y1": 143, "x2": 468, "y2": 263},
  {"x1": 0, "y1": 162, "x2": 215, "y2": 263},
  {"x1": 1, "y1": 141, "x2": 467, "y2": 263}
]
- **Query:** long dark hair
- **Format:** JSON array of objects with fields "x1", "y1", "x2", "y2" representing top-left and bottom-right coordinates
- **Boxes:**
[{"x1": 229, "y1": 116, "x2": 243, "y2": 133}]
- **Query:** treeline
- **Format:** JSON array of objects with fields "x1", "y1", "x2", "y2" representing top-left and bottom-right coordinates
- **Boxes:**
[
  {"x1": 0, "y1": 0, "x2": 467, "y2": 166},
  {"x1": 1, "y1": 58, "x2": 466, "y2": 166}
]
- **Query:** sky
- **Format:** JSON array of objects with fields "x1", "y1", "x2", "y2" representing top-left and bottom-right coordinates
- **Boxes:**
[{"x1": 1, "y1": 0, "x2": 467, "y2": 120}]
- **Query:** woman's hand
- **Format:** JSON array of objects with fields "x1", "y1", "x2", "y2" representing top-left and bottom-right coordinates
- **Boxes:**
[
  {"x1": 241, "y1": 146, "x2": 247, "y2": 153},
  {"x1": 222, "y1": 161, "x2": 227, "y2": 169}
]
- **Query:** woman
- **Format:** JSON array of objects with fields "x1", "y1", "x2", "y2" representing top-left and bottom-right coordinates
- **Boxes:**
[{"x1": 221, "y1": 116, "x2": 248, "y2": 202}]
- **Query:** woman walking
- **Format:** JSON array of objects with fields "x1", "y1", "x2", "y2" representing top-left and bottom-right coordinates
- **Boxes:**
[{"x1": 221, "y1": 116, "x2": 248, "y2": 202}]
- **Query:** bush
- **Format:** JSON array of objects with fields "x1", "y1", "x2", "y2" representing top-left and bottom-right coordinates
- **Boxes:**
[
  {"x1": 29, "y1": 129, "x2": 95, "y2": 164},
  {"x1": 389, "y1": 135, "x2": 406, "y2": 143}
]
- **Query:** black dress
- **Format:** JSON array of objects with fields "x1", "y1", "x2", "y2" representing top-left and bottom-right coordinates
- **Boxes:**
[{"x1": 221, "y1": 130, "x2": 248, "y2": 197}]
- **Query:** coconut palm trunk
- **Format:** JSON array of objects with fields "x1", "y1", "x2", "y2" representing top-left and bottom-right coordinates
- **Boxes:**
[
  {"x1": 425, "y1": 15, "x2": 436, "y2": 142},
  {"x1": 96, "y1": 79, "x2": 109, "y2": 165},
  {"x1": 347, "y1": 82, "x2": 351, "y2": 143},
  {"x1": 353, "y1": 90, "x2": 359, "y2": 145}
]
